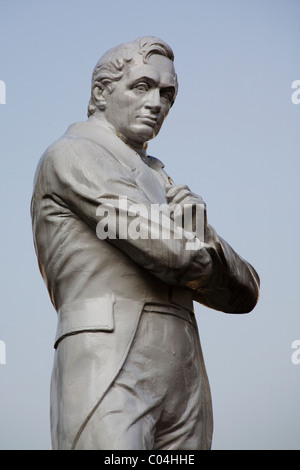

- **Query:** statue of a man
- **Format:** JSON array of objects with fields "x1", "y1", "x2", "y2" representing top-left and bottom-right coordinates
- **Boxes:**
[{"x1": 31, "y1": 36, "x2": 260, "y2": 450}]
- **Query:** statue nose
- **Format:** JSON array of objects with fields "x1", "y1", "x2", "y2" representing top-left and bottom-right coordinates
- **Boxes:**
[{"x1": 145, "y1": 89, "x2": 161, "y2": 113}]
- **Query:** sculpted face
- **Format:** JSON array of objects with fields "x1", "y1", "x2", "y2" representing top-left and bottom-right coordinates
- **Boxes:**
[{"x1": 93, "y1": 54, "x2": 177, "y2": 149}]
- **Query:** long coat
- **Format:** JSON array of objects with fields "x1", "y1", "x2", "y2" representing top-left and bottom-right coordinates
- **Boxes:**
[{"x1": 31, "y1": 119, "x2": 260, "y2": 449}]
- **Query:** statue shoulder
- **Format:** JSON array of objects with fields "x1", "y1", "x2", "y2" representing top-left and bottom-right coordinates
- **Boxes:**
[{"x1": 33, "y1": 123, "x2": 103, "y2": 189}]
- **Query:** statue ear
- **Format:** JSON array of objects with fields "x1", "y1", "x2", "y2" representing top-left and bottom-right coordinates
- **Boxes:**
[{"x1": 92, "y1": 84, "x2": 107, "y2": 111}]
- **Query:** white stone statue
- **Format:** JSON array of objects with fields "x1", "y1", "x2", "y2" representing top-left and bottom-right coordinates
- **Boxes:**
[{"x1": 31, "y1": 36, "x2": 260, "y2": 450}]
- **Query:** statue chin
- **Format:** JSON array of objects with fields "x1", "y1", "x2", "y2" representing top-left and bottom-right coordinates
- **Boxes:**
[{"x1": 118, "y1": 125, "x2": 158, "y2": 149}]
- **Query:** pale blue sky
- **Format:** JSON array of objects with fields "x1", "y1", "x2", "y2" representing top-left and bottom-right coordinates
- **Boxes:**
[{"x1": 0, "y1": 0, "x2": 299, "y2": 450}]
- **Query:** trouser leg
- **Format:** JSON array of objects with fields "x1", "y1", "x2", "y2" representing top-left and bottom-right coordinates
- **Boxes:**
[{"x1": 75, "y1": 310, "x2": 213, "y2": 450}]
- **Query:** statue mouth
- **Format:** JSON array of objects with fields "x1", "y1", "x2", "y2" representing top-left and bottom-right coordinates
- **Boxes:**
[{"x1": 139, "y1": 116, "x2": 158, "y2": 128}]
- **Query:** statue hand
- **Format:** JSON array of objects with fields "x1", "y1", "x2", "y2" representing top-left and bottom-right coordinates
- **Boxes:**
[
  {"x1": 165, "y1": 184, "x2": 213, "y2": 244},
  {"x1": 165, "y1": 184, "x2": 206, "y2": 210}
]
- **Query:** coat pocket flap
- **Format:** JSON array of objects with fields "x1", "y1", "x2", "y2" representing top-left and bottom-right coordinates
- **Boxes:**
[{"x1": 55, "y1": 296, "x2": 115, "y2": 347}]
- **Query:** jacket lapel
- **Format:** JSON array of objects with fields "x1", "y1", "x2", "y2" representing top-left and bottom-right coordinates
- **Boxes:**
[{"x1": 64, "y1": 121, "x2": 168, "y2": 204}]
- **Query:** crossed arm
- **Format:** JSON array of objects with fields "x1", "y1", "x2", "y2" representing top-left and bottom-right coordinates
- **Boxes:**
[
  {"x1": 42, "y1": 137, "x2": 260, "y2": 314},
  {"x1": 164, "y1": 183, "x2": 260, "y2": 313}
]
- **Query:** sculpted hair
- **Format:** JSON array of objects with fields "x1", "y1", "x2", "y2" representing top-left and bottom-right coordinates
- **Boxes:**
[{"x1": 87, "y1": 36, "x2": 178, "y2": 117}]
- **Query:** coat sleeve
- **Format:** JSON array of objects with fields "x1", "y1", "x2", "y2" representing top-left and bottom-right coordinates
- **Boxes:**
[
  {"x1": 37, "y1": 136, "x2": 259, "y2": 313},
  {"x1": 152, "y1": 163, "x2": 260, "y2": 313},
  {"x1": 179, "y1": 225, "x2": 260, "y2": 313}
]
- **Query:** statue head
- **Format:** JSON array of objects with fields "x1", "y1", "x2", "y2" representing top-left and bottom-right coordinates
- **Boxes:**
[{"x1": 88, "y1": 36, "x2": 178, "y2": 150}]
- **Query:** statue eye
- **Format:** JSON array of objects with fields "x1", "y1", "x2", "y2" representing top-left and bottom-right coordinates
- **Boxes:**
[
  {"x1": 133, "y1": 82, "x2": 149, "y2": 92},
  {"x1": 161, "y1": 88, "x2": 175, "y2": 103}
]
